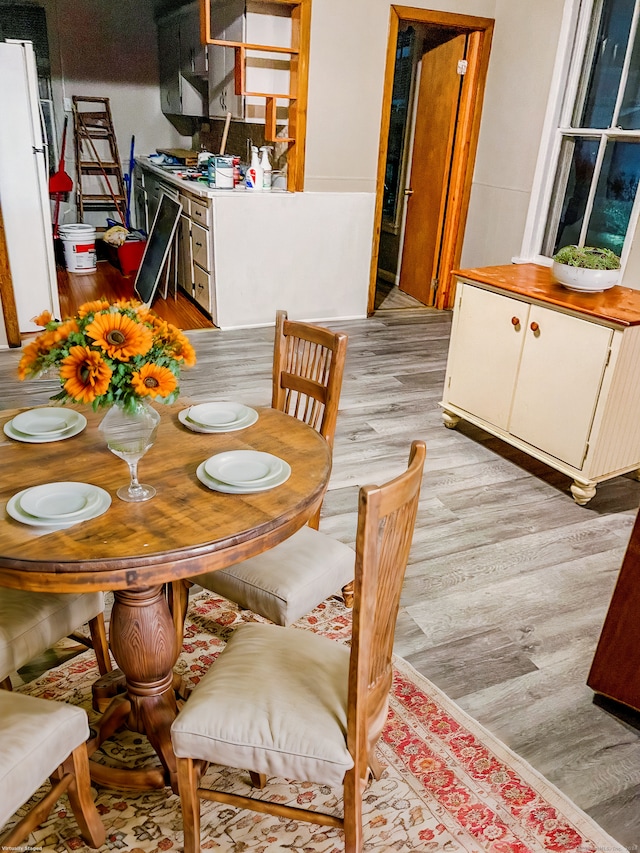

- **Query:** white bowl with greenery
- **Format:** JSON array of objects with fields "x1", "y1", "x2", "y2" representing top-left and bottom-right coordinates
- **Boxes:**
[{"x1": 551, "y1": 245, "x2": 621, "y2": 292}]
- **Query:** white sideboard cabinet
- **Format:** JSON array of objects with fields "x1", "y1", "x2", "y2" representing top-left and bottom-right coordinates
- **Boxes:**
[{"x1": 441, "y1": 264, "x2": 640, "y2": 504}]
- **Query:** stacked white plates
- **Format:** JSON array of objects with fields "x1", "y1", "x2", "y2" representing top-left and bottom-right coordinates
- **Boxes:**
[
  {"x1": 179, "y1": 402, "x2": 258, "y2": 434},
  {"x1": 4, "y1": 408, "x2": 87, "y2": 443},
  {"x1": 6, "y1": 482, "x2": 111, "y2": 529},
  {"x1": 197, "y1": 450, "x2": 291, "y2": 494}
]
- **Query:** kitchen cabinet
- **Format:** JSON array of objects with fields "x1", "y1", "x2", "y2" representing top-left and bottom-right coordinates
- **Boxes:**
[
  {"x1": 175, "y1": 189, "x2": 215, "y2": 319},
  {"x1": 157, "y1": 6, "x2": 207, "y2": 117},
  {"x1": 132, "y1": 168, "x2": 148, "y2": 234},
  {"x1": 156, "y1": 0, "x2": 243, "y2": 119},
  {"x1": 207, "y1": 0, "x2": 244, "y2": 119},
  {"x1": 441, "y1": 265, "x2": 640, "y2": 504}
]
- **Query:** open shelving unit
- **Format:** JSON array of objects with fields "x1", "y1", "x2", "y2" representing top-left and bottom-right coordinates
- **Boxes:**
[{"x1": 199, "y1": 0, "x2": 310, "y2": 191}]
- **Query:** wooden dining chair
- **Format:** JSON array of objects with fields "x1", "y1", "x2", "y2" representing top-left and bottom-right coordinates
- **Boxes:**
[
  {"x1": 0, "y1": 690, "x2": 105, "y2": 848},
  {"x1": 174, "y1": 309, "x2": 351, "y2": 632},
  {"x1": 170, "y1": 440, "x2": 426, "y2": 853},
  {"x1": 0, "y1": 590, "x2": 111, "y2": 691}
]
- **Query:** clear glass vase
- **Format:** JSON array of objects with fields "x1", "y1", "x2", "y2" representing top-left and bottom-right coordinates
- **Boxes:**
[{"x1": 100, "y1": 400, "x2": 161, "y2": 502}]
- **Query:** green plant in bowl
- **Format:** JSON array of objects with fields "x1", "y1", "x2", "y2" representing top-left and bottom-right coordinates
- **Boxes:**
[
  {"x1": 553, "y1": 245, "x2": 621, "y2": 270},
  {"x1": 551, "y1": 245, "x2": 621, "y2": 292}
]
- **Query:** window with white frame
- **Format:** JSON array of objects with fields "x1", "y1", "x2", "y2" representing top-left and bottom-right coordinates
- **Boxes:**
[{"x1": 541, "y1": 0, "x2": 640, "y2": 259}]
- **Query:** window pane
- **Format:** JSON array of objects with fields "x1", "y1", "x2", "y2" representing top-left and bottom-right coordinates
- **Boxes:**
[
  {"x1": 543, "y1": 136, "x2": 600, "y2": 255},
  {"x1": 620, "y1": 25, "x2": 640, "y2": 127},
  {"x1": 585, "y1": 139, "x2": 640, "y2": 252},
  {"x1": 574, "y1": 0, "x2": 635, "y2": 129}
]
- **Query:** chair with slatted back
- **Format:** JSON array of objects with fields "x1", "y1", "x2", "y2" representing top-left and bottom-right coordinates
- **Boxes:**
[
  {"x1": 174, "y1": 310, "x2": 351, "y2": 630},
  {"x1": 0, "y1": 589, "x2": 111, "y2": 691},
  {"x1": 0, "y1": 690, "x2": 105, "y2": 848},
  {"x1": 171, "y1": 440, "x2": 426, "y2": 853}
]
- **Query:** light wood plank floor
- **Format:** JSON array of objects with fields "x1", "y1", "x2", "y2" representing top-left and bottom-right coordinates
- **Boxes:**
[{"x1": 2, "y1": 293, "x2": 640, "y2": 845}]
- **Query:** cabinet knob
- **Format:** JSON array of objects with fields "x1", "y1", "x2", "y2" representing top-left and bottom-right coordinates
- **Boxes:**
[
  {"x1": 530, "y1": 321, "x2": 540, "y2": 333},
  {"x1": 511, "y1": 316, "x2": 520, "y2": 327}
]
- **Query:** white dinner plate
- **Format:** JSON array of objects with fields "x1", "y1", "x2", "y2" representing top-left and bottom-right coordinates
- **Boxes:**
[
  {"x1": 19, "y1": 482, "x2": 102, "y2": 521},
  {"x1": 178, "y1": 404, "x2": 258, "y2": 433},
  {"x1": 205, "y1": 450, "x2": 284, "y2": 486},
  {"x1": 7, "y1": 484, "x2": 111, "y2": 529},
  {"x1": 4, "y1": 410, "x2": 87, "y2": 444},
  {"x1": 196, "y1": 459, "x2": 291, "y2": 494},
  {"x1": 12, "y1": 409, "x2": 71, "y2": 436}
]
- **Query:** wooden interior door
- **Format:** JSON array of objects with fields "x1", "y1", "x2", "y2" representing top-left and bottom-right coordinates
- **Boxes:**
[{"x1": 398, "y1": 34, "x2": 466, "y2": 304}]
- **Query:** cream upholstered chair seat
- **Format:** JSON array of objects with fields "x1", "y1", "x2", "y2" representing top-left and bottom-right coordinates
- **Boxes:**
[
  {"x1": 0, "y1": 589, "x2": 110, "y2": 687},
  {"x1": 171, "y1": 441, "x2": 426, "y2": 853},
  {"x1": 0, "y1": 690, "x2": 105, "y2": 848},
  {"x1": 197, "y1": 526, "x2": 354, "y2": 627},
  {"x1": 172, "y1": 621, "x2": 353, "y2": 783},
  {"x1": 179, "y1": 310, "x2": 351, "y2": 630}
]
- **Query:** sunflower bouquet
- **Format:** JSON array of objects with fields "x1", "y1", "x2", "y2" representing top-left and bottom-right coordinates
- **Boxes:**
[{"x1": 18, "y1": 299, "x2": 196, "y2": 412}]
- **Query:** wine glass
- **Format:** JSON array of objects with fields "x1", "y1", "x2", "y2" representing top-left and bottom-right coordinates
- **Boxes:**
[{"x1": 100, "y1": 403, "x2": 161, "y2": 502}]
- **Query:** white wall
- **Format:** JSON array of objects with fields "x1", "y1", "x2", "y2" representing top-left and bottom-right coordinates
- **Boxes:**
[
  {"x1": 303, "y1": 0, "x2": 566, "y2": 272},
  {"x1": 460, "y1": 0, "x2": 566, "y2": 268},
  {"x1": 42, "y1": 0, "x2": 188, "y2": 226}
]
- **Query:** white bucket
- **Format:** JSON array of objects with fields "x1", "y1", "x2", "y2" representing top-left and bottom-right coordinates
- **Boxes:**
[{"x1": 59, "y1": 224, "x2": 97, "y2": 274}]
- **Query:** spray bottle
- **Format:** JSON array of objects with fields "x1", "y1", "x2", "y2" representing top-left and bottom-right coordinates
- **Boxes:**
[
  {"x1": 259, "y1": 146, "x2": 273, "y2": 192},
  {"x1": 245, "y1": 146, "x2": 263, "y2": 191}
]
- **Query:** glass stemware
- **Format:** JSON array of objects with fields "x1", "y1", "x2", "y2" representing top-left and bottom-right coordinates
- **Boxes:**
[{"x1": 100, "y1": 401, "x2": 161, "y2": 502}]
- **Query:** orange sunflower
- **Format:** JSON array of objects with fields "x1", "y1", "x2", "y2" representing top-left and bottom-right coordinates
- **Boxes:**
[
  {"x1": 32, "y1": 310, "x2": 53, "y2": 327},
  {"x1": 84, "y1": 311, "x2": 153, "y2": 361},
  {"x1": 77, "y1": 299, "x2": 110, "y2": 318},
  {"x1": 171, "y1": 332, "x2": 197, "y2": 367},
  {"x1": 131, "y1": 363, "x2": 177, "y2": 399},
  {"x1": 59, "y1": 345, "x2": 113, "y2": 404}
]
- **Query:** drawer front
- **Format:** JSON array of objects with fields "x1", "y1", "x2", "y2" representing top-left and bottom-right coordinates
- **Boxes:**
[
  {"x1": 191, "y1": 222, "x2": 210, "y2": 271},
  {"x1": 191, "y1": 198, "x2": 210, "y2": 228},
  {"x1": 193, "y1": 264, "x2": 211, "y2": 313}
]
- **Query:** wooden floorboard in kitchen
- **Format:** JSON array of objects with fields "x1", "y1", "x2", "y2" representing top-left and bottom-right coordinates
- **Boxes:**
[
  {"x1": 56, "y1": 259, "x2": 216, "y2": 330},
  {"x1": 2, "y1": 299, "x2": 640, "y2": 846}
]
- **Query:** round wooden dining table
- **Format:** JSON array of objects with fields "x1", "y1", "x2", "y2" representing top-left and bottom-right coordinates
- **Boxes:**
[{"x1": 0, "y1": 402, "x2": 331, "y2": 793}]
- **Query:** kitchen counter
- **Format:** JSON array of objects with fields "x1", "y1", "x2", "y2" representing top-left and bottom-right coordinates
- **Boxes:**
[
  {"x1": 136, "y1": 156, "x2": 290, "y2": 199},
  {"x1": 134, "y1": 157, "x2": 373, "y2": 330}
]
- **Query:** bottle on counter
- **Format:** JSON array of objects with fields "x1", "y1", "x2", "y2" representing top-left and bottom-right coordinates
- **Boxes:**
[
  {"x1": 245, "y1": 146, "x2": 263, "y2": 191},
  {"x1": 259, "y1": 146, "x2": 273, "y2": 191}
]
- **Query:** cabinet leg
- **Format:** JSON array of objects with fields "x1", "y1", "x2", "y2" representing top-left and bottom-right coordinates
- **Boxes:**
[
  {"x1": 570, "y1": 480, "x2": 597, "y2": 505},
  {"x1": 442, "y1": 409, "x2": 461, "y2": 429}
]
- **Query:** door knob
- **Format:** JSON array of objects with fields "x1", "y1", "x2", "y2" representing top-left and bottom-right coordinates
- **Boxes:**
[
  {"x1": 511, "y1": 316, "x2": 520, "y2": 327},
  {"x1": 530, "y1": 321, "x2": 540, "y2": 333}
]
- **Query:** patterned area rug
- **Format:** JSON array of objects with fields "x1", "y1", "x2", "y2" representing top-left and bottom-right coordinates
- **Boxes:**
[{"x1": 11, "y1": 592, "x2": 626, "y2": 853}]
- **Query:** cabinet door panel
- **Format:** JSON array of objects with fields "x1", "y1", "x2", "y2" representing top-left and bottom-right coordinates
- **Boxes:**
[
  {"x1": 193, "y1": 264, "x2": 211, "y2": 313},
  {"x1": 446, "y1": 284, "x2": 528, "y2": 430},
  {"x1": 176, "y1": 213, "x2": 193, "y2": 294},
  {"x1": 158, "y1": 20, "x2": 182, "y2": 115},
  {"x1": 509, "y1": 306, "x2": 612, "y2": 468}
]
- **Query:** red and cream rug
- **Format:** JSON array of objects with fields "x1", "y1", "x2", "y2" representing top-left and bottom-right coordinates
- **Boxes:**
[{"x1": 12, "y1": 592, "x2": 626, "y2": 853}]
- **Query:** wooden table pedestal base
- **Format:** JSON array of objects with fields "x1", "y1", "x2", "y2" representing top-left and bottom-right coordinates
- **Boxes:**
[{"x1": 88, "y1": 585, "x2": 183, "y2": 792}]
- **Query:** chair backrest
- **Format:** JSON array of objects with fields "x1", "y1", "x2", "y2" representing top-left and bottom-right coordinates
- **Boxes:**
[
  {"x1": 347, "y1": 440, "x2": 426, "y2": 780},
  {"x1": 272, "y1": 310, "x2": 348, "y2": 451}
]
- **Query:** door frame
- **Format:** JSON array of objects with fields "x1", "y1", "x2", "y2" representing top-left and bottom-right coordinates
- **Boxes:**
[{"x1": 368, "y1": 6, "x2": 494, "y2": 312}]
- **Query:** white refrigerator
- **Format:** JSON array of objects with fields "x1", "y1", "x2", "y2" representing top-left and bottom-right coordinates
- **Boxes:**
[{"x1": 0, "y1": 39, "x2": 60, "y2": 337}]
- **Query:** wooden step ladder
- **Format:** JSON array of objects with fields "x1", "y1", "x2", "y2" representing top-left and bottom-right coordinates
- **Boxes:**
[{"x1": 72, "y1": 96, "x2": 126, "y2": 227}]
